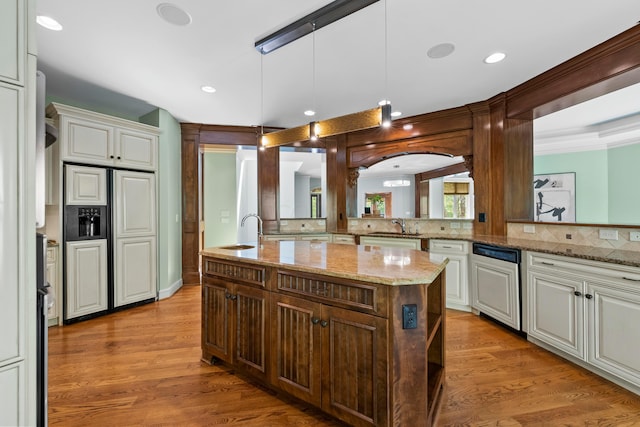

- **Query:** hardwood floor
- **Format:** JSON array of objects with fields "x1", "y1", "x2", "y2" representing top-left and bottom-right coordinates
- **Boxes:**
[{"x1": 48, "y1": 286, "x2": 640, "y2": 426}]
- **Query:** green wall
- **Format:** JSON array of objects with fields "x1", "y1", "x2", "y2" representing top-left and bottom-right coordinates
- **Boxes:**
[
  {"x1": 534, "y1": 149, "x2": 609, "y2": 223},
  {"x1": 203, "y1": 152, "x2": 238, "y2": 248},
  {"x1": 140, "y1": 109, "x2": 183, "y2": 293},
  {"x1": 608, "y1": 143, "x2": 640, "y2": 224}
]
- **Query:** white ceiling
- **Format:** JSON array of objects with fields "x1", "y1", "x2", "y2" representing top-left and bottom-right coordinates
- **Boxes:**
[{"x1": 35, "y1": 0, "x2": 640, "y2": 133}]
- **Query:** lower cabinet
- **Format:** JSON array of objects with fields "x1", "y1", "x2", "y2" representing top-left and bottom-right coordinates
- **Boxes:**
[
  {"x1": 527, "y1": 251, "x2": 640, "y2": 393},
  {"x1": 270, "y1": 294, "x2": 388, "y2": 426},
  {"x1": 359, "y1": 235, "x2": 422, "y2": 249},
  {"x1": 429, "y1": 239, "x2": 470, "y2": 311}
]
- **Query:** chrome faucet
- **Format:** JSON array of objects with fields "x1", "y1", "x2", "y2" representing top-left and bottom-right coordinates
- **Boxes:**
[
  {"x1": 391, "y1": 218, "x2": 406, "y2": 234},
  {"x1": 241, "y1": 213, "x2": 263, "y2": 242}
]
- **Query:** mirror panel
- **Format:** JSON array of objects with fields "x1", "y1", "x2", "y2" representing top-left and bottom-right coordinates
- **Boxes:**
[
  {"x1": 279, "y1": 147, "x2": 326, "y2": 219},
  {"x1": 355, "y1": 154, "x2": 470, "y2": 219},
  {"x1": 534, "y1": 82, "x2": 640, "y2": 225}
]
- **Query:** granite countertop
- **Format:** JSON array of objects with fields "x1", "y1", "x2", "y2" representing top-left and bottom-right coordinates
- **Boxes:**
[
  {"x1": 201, "y1": 240, "x2": 448, "y2": 286},
  {"x1": 260, "y1": 232, "x2": 640, "y2": 268}
]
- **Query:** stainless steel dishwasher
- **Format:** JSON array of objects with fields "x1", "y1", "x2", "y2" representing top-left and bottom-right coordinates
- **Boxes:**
[{"x1": 470, "y1": 243, "x2": 523, "y2": 334}]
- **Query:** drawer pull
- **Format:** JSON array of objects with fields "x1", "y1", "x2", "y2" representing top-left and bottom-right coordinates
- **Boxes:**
[
  {"x1": 585, "y1": 294, "x2": 593, "y2": 299},
  {"x1": 311, "y1": 317, "x2": 320, "y2": 325},
  {"x1": 541, "y1": 261, "x2": 555, "y2": 266},
  {"x1": 320, "y1": 320, "x2": 328, "y2": 328},
  {"x1": 574, "y1": 291, "x2": 582, "y2": 297},
  {"x1": 442, "y1": 246, "x2": 452, "y2": 249},
  {"x1": 622, "y1": 276, "x2": 640, "y2": 282}
]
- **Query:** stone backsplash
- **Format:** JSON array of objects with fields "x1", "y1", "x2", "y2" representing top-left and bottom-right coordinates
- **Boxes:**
[
  {"x1": 507, "y1": 222, "x2": 640, "y2": 252},
  {"x1": 278, "y1": 217, "x2": 475, "y2": 237},
  {"x1": 348, "y1": 218, "x2": 473, "y2": 236}
]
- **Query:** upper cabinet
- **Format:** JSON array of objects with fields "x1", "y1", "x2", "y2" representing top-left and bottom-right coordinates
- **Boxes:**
[
  {"x1": 0, "y1": 0, "x2": 24, "y2": 86},
  {"x1": 47, "y1": 103, "x2": 159, "y2": 171}
]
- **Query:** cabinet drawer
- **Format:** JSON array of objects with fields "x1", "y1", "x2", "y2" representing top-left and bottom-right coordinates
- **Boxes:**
[
  {"x1": 276, "y1": 270, "x2": 387, "y2": 317},
  {"x1": 429, "y1": 239, "x2": 469, "y2": 254},
  {"x1": 528, "y1": 252, "x2": 640, "y2": 283},
  {"x1": 203, "y1": 259, "x2": 265, "y2": 287}
]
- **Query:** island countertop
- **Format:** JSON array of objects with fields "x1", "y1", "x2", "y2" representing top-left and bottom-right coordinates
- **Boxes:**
[{"x1": 201, "y1": 240, "x2": 448, "y2": 286}]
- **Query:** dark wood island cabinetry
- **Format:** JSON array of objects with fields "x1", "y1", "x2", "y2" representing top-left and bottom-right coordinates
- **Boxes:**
[{"x1": 201, "y1": 241, "x2": 447, "y2": 426}]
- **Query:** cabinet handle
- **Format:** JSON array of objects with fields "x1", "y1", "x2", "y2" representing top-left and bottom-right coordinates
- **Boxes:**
[
  {"x1": 320, "y1": 320, "x2": 328, "y2": 328},
  {"x1": 541, "y1": 261, "x2": 555, "y2": 266},
  {"x1": 311, "y1": 317, "x2": 320, "y2": 325},
  {"x1": 574, "y1": 291, "x2": 582, "y2": 297},
  {"x1": 442, "y1": 246, "x2": 452, "y2": 249},
  {"x1": 117, "y1": 156, "x2": 121, "y2": 160},
  {"x1": 110, "y1": 155, "x2": 114, "y2": 159},
  {"x1": 622, "y1": 276, "x2": 640, "y2": 282},
  {"x1": 225, "y1": 293, "x2": 237, "y2": 300},
  {"x1": 585, "y1": 294, "x2": 593, "y2": 299}
]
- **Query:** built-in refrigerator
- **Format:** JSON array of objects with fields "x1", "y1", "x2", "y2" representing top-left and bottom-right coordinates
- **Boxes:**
[{"x1": 63, "y1": 164, "x2": 157, "y2": 323}]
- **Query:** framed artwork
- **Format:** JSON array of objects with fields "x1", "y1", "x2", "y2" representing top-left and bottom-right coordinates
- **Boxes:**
[{"x1": 533, "y1": 172, "x2": 576, "y2": 222}]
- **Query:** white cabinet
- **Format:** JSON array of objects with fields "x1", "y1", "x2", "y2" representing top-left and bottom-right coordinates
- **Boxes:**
[
  {"x1": 528, "y1": 269, "x2": 584, "y2": 358},
  {"x1": 587, "y1": 279, "x2": 640, "y2": 387},
  {"x1": 263, "y1": 234, "x2": 330, "y2": 242},
  {"x1": 1, "y1": 1, "x2": 33, "y2": 424},
  {"x1": 47, "y1": 103, "x2": 159, "y2": 171},
  {"x1": 115, "y1": 236, "x2": 157, "y2": 307},
  {"x1": 0, "y1": 0, "x2": 23, "y2": 85},
  {"x1": 359, "y1": 235, "x2": 422, "y2": 249},
  {"x1": 429, "y1": 239, "x2": 470, "y2": 311},
  {"x1": 46, "y1": 246, "x2": 61, "y2": 326},
  {"x1": 65, "y1": 164, "x2": 107, "y2": 205},
  {"x1": 65, "y1": 240, "x2": 108, "y2": 320},
  {"x1": 527, "y1": 251, "x2": 640, "y2": 393}
]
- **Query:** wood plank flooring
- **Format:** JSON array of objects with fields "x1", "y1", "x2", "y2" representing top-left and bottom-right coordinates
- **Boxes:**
[{"x1": 48, "y1": 286, "x2": 640, "y2": 426}]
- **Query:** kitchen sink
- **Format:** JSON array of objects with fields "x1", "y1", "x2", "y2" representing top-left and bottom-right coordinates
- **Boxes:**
[{"x1": 218, "y1": 244, "x2": 255, "y2": 250}]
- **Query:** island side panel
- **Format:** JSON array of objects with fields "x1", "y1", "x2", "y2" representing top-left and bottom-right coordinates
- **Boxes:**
[{"x1": 388, "y1": 271, "x2": 445, "y2": 426}]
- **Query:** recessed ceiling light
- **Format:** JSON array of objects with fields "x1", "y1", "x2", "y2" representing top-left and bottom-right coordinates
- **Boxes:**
[
  {"x1": 427, "y1": 43, "x2": 455, "y2": 59},
  {"x1": 201, "y1": 85, "x2": 216, "y2": 93},
  {"x1": 36, "y1": 15, "x2": 63, "y2": 31},
  {"x1": 484, "y1": 52, "x2": 506, "y2": 64},
  {"x1": 157, "y1": 3, "x2": 192, "y2": 26},
  {"x1": 391, "y1": 111, "x2": 401, "y2": 118},
  {"x1": 304, "y1": 110, "x2": 316, "y2": 116}
]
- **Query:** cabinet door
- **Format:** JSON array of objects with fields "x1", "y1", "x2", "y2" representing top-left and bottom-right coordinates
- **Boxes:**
[
  {"x1": 65, "y1": 239, "x2": 108, "y2": 320},
  {"x1": 235, "y1": 285, "x2": 269, "y2": 381},
  {"x1": 114, "y1": 236, "x2": 156, "y2": 307},
  {"x1": 65, "y1": 164, "x2": 107, "y2": 205},
  {"x1": 115, "y1": 128, "x2": 157, "y2": 170},
  {"x1": 202, "y1": 278, "x2": 234, "y2": 364},
  {"x1": 113, "y1": 170, "x2": 156, "y2": 237},
  {"x1": 587, "y1": 281, "x2": 640, "y2": 386},
  {"x1": 321, "y1": 305, "x2": 388, "y2": 427},
  {"x1": 0, "y1": 83, "x2": 21, "y2": 365},
  {"x1": 0, "y1": 0, "x2": 23, "y2": 85},
  {"x1": 270, "y1": 294, "x2": 322, "y2": 406},
  {"x1": 0, "y1": 362, "x2": 23, "y2": 427},
  {"x1": 62, "y1": 116, "x2": 114, "y2": 166},
  {"x1": 528, "y1": 270, "x2": 585, "y2": 359}
]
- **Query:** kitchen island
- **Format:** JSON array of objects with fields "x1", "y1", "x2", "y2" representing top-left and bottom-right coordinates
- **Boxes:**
[{"x1": 201, "y1": 240, "x2": 448, "y2": 427}]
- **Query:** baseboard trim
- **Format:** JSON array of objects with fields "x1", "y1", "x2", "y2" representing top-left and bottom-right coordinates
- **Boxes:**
[{"x1": 159, "y1": 279, "x2": 183, "y2": 300}]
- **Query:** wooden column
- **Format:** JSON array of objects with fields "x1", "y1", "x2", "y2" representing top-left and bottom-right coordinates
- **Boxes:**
[
  {"x1": 180, "y1": 124, "x2": 201, "y2": 284},
  {"x1": 326, "y1": 135, "x2": 350, "y2": 233},
  {"x1": 257, "y1": 146, "x2": 279, "y2": 234}
]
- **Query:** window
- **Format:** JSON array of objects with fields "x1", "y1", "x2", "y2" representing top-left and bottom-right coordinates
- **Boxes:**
[{"x1": 443, "y1": 182, "x2": 470, "y2": 219}]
